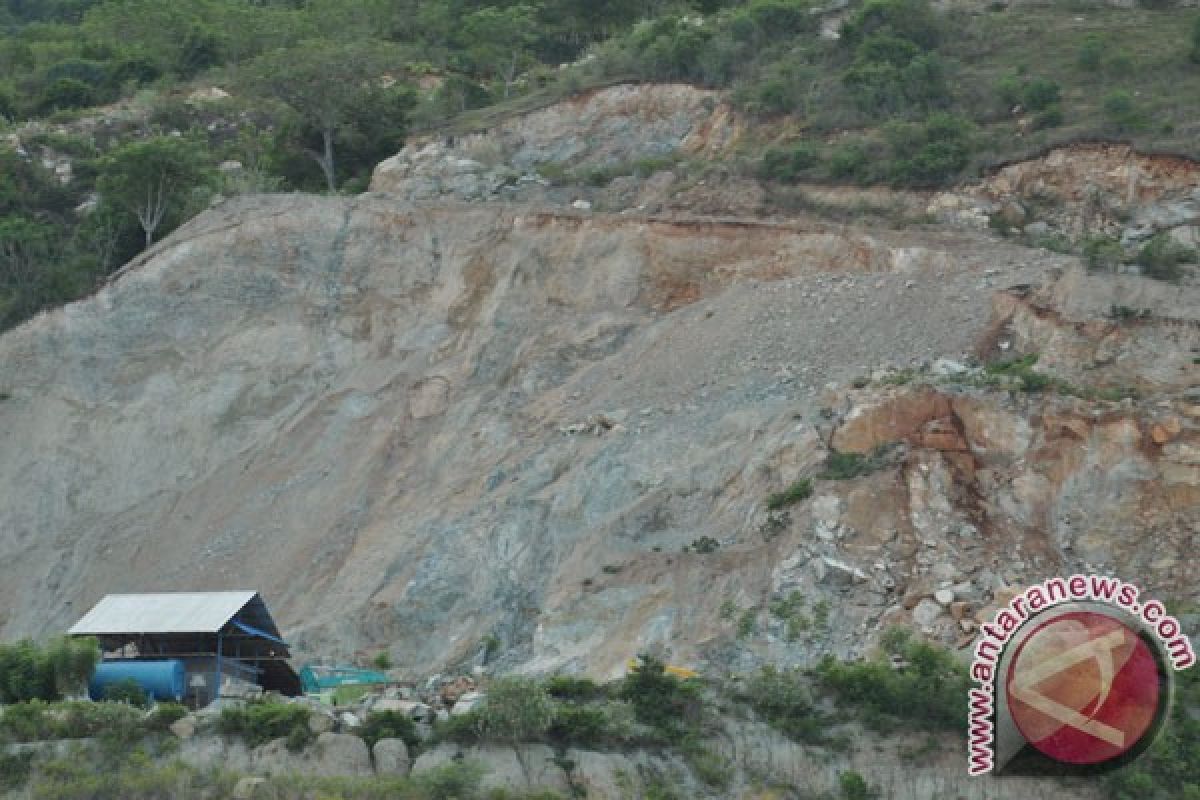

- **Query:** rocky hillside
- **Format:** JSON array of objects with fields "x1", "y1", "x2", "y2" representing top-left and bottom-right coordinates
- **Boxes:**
[{"x1": 2, "y1": 86, "x2": 1196, "y2": 680}]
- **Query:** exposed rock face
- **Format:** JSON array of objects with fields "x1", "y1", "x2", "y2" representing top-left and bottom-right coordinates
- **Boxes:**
[
  {"x1": 1, "y1": 182, "x2": 1195, "y2": 682},
  {"x1": 0, "y1": 191, "x2": 1071, "y2": 669},
  {"x1": 371, "y1": 84, "x2": 739, "y2": 204}
]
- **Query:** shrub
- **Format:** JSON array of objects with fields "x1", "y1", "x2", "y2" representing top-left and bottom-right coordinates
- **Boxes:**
[
  {"x1": 1021, "y1": 78, "x2": 1060, "y2": 111},
  {"x1": 103, "y1": 678, "x2": 150, "y2": 708},
  {"x1": 740, "y1": 666, "x2": 827, "y2": 743},
  {"x1": 0, "y1": 751, "x2": 32, "y2": 790},
  {"x1": 38, "y1": 78, "x2": 95, "y2": 114},
  {"x1": 841, "y1": 0, "x2": 942, "y2": 51},
  {"x1": 144, "y1": 702, "x2": 187, "y2": 732},
  {"x1": 371, "y1": 651, "x2": 393, "y2": 671},
  {"x1": 840, "y1": 770, "x2": 874, "y2": 800},
  {"x1": 760, "y1": 143, "x2": 820, "y2": 182},
  {"x1": 0, "y1": 637, "x2": 98, "y2": 704},
  {"x1": 816, "y1": 628, "x2": 970, "y2": 733},
  {"x1": 217, "y1": 701, "x2": 311, "y2": 748},
  {"x1": 1078, "y1": 33, "x2": 1105, "y2": 70},
  {"x1": 1083, "y1": 235, "x2": 1125, "y2": 272},
  {"x1": 1137, "y1": 233, "x2": 1194, "y2": 282},
  {"x1": 544, "y1": 675, "x2": 605, "y2": 702},
  {"x1": 1191, "y1": 16, "x2": 1200, "y2": 65},
  {"x1": 818, "y1": 445, "x2": 896, "y2": 480},
  {"x1": 361, "y1": 710, "x2": 420, "y2": 751},
  {"x1": 766, "y1": 479, "x2": 813, "y2": 510},
  {"x1": 619, "y1": 656, "x2": 703, "y2": 737},
  {"x1": 984, "y1": 353, "x2": 1052, "y2": 392},
  {"x1": 1102, "y1": 90, "x2": 1147, "y2": 132},
  {"x1": 481, "y1": 676, "x2": 555, "y2": 747},
  {"x1": 411, "y1": 760, "x2": 486, "y2": 800},
  {"x1": 689, "y1": 536, "x2": 720, "y2": 554},
  {"x1": 882, "y1": 112, "x2": 973, "y2": 187},
  {"x1": 545, "y1": 704, "x2": 612, "y2": 748},
  {"x1": 828, "y1": 141, "x2": 872, "y2": 182}
]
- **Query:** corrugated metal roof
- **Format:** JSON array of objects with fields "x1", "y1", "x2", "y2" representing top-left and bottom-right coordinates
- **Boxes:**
[{"x1": 68, "y1": 591, "x2": 259, "y2": 635}]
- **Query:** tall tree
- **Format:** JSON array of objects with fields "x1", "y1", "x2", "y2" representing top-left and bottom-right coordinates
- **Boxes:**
[
  {"x1": 248, "y1": 40, "x2": 397, "y2": 191},
  {"x1": 461, "y1": 4, "x2": 538, "y2": 98},
  {"x1": 97, "y1": 136, "x2": 211, "y2": 248}
]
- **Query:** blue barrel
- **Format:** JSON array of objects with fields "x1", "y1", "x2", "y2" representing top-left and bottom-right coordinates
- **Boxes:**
[{"x1": 88, "y1": 660, "x2": 186, "y2": 703}]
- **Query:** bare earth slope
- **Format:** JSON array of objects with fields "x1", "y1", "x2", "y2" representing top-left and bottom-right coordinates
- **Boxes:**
[{"x1": 3, "y1": 184, "x2": 1196, "y2": 686}]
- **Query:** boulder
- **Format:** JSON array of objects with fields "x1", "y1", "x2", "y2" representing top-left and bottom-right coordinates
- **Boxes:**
[
  {"x1": 451, "y1": 691, "x2": 485, "y2": 716},
  {"x1": 308, "y1": 711, "x2": 335, "y2": 734},
  {"x1": 309, "y1": 732, "x2": 372, "y2": 777},
  {"x1": 169, "y1": 716, "x2": 197, "y2": 739},
  {"x1": 232, "y1": 776, "x2": 265, "y2": 800},
  {"x1": 373, "y1": 738, "x2": 411, "y2": 775}
]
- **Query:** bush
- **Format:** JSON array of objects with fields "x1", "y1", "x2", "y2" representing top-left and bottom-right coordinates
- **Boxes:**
[
  {"x1": 740, "y1": 666, "x2": 827, "y2": 743},
  {"x1": 361, "y1": 710, "x2": 420, "y2": 751},
  {"x1": 411, "y1": 760, "x2": 486, "y2": 800},
  {"x1": 766, "y1": 479, "x2": 813, "y2": 510},
  {"x1": 841, "y1": 0, "x2": 942, "y2": 51},
  {"x1": 103, "y1": 678, "x2": 150, "y2": 708},
  {"x1": 882, "y1": 112, "x2": 973, "y2": 187},
  {"x1": 1083, "y1": 235, "x2": 1125, "y2": 272},
  {"x1": 1137, "y1": 233, "x2": 1194, "y2": 282},
  {"x1": 1191, "y1": 16, "x2": 1200, "y2": 65},
  {"x1": 840, "y1": 770, "x2": 874, "y2": 800},
  {"x1": 1078, "y1": 33, "x2": 1105, "y2": 70},
  {"x1": 760, "y1": 143, "x2": 820, "y2": 182},
  {"x1": 816, "y1": 628, "x2": 970, "y2": 734},
  {"x1": 217, "y1": 701, "x2": 311, "y2": 748},
  {"x1": 480, "y1": 676, "x2": 555, "y2": 746},
  {"x1": 543, "y1": 675, "x2": 605, "y2": 702},
  {"x1": 1102, "y1": 90, "x2": 1148, "y2": 132},
  {"x1": 828, "y1": 141, "x2": 873, "y2": 182},
  {"x1": 818, "y1": 445, "x2": 896, "y2": 480},
  {"x1": 0, "y1": 751, "x2": 32, "y2": 790},
  {"x1": 1021, "y1": 78, "x2": 1060, "y2": 111},
  {"x1": 144, "y1": 702, "x2": 187, "y2": 732},
  {"x1": 984, "y1": 353, "x2": 1052, "y2": 392},
  {"x1": 619, "y1": 656, "x2": 703, "y2": 737},
  {"x1": 0, "y1": 637, "x2": 98, "y2": 704}
]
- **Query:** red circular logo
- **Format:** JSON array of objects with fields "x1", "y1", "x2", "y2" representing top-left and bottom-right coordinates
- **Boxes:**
[{"x1": 1005, "y1": 611, "x2": 1163, "y2": 765}]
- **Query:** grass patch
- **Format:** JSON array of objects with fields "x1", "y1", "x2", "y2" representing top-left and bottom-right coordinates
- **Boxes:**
[
  {"x1": 766, "y1": 479, "x2": 813, "y2": 510},
  {"x1": 818, "y1": 445, "x2": 896, "y2": 480},
  {"x1": 216, "y1": 701, "x2": 312, "y2": 750}
]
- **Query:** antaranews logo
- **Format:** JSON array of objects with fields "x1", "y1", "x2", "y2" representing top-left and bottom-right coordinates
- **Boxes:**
[{"x1": 967, "y1": 575, "x2": 1195, "y2": 777}]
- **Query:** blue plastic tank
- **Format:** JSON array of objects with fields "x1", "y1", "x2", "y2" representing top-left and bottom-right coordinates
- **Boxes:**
[{"x1": 88, "y1": 660, "x2": 186, "y2": 702}]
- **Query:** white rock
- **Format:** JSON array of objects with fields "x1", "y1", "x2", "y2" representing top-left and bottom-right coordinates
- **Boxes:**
[{"x1": 934, "y1": 589, "x2": 955, "y2": 606}]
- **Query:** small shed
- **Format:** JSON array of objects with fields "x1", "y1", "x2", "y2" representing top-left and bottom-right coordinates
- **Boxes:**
[{"x1": 69, "y1": 591, "x2": 301, "y2": 707}]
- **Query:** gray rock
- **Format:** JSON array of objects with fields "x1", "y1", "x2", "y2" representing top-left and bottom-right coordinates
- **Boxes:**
[
  {"x1": 232, "y1": 776, "x2": 265, "y2": 800},
  {"x1": 373, "y1": 738, "x2": 411, "y2": 775}
]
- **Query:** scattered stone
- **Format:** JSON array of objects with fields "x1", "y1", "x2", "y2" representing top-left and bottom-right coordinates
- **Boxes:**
[
  {"x1": 934, "y1": 588, "x2": 955, "y2": 606},
  {"x1": 912, "y1": 598, "x2": 942, "y2": 629}
]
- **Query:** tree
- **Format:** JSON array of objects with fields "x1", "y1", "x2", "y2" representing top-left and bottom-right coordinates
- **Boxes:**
[
  {"x1": 248, "y1": 41, "x2": 398, "y2": 191},
  {"x1": 460, "y1": 5, "x2": 538, "y2": 98},
  {"x1": 97, "y1": 137, "x2": 211, "y2": 248}
]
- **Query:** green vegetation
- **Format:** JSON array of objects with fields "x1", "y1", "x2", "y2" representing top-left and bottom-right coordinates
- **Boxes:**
[
  {"x1": 815, "y1": 627, "x2": 969, "y2": 734},
  {"x1": 100, "y1": 677, "x2": 150, "y2": 707},
  {"x1": 1136, "y1": 232, "x2": 1195, "y2": 282},
  {"x1": 216, "y1": 700, "x2": 313, "y2": 750},
  {"x1": 766, "y1": 478, "x2": 812, "y2": 510},
  {"x1": 361, "y1": 710, "x2": 421, "y2": 752},
  {"x1": 2, "y1": 0, "x2": 1200, "y2": 331},
  {"x1": 1105, "y1": 662, "x2": 1199, "y2": 799},
  {"x1": 818, "y1": 445, "x2": 894, "y2": 480},
  {"x1": 0, "y1": 636, "x2": 98, "y2": 703},
  {"x1": 0, "y1": 699, "x2": 146, "y2": 746},
  {"x1": 737, "y1": 665, "x2": 828, "y2": 744}
]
